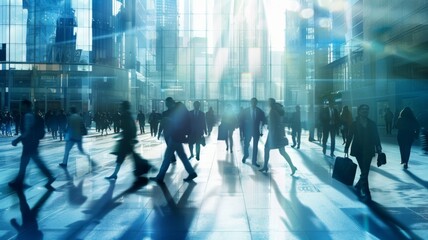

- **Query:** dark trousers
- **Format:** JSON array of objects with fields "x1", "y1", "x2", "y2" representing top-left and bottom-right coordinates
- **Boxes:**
[
  {"x1": 355, "y1": 154, "x2": 373, "y2": 196},
  {"x1": 399, "y1": 142, "x2": 412, "y2": 164},
  {"x1": 322, "y1": 124, "x2": 336, "y2": 154},
  {"x1": 292, "y1": 128, "x2": 301, "y2": 147},
  {"x1": 15, "y1": 144, "x2": 53, "y2": 184},
  {"x1": 243, "y1": 134, "x2": 260, "y2": 163}
]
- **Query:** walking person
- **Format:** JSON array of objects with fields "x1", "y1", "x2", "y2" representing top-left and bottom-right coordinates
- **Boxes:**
[
  {"x1": 290, "y1": 105, "x2": 302, "y2": 149},
  {"x1": 221, "y1": 104, "x2": 238, "y2": 153},
  {"x1": 149, "y1": 110, "x2": 160, "y2": 137},
  {"x1": 345, "y1": 104, "x2": 382, "y2": 202},
  {"x1": 188, "y1": 101, "x2": 207, "y2": 161},
  {"x1": 384, "y1": 107, "x2": 394, "y2": 135},
  {"x1": 205, "y1": 107, "x2": 216, "y2": 136},
  {"x1": 59, "y1": 106, "x2": 92, "y2": 168},
  {"x1": 340, "y1": 105, "x2": 353, "y2": 145},
  {"x1": 396, "y1": 107, "x2": 420, "y2": 169},
  {"x1": 150, "y1": 97, "x2": 197, "y2": 183},
  {"x1": 241, "y1": 98, "x2": 266, "y2": 167},
  {"x1": 57, "y1": 109, "x2": 67, "y2": 141},
  {"x1": 137, "y1": 110, "x2": 146, "y2": 134},
  {"x1": 321, "y1": 100, "x2": 340, "y2": 157},
  {"x1": 260, "y1": 98, "x2": 297, "y2": 174},
  {"x1": 105, "y1": 101, "x2": 151, "y2": 180},
  {"x1": 9, "y1": 99, "x2": 56, "y2": 189}
]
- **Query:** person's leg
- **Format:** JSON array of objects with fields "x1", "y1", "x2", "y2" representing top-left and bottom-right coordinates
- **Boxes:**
[
  {"x1": 252, "y1": 135, "x2": 260, "y2": 164},
  {"x1": 279, "y1": 147, "x2": 297, "y2": 175},
  {"x1": 260, "y1": 143, "x2": 270, "y2": 171},
  {"x1": 322, "y1": 126, "x2": 328, "y2": 154},
  {"x1": 330, "y1": 126, "x2": 336, "y2": 156},
  {"x1": 291, "y1": 129, "x2": 297, "y2": 147},
  {"x1": 296, "y1": 129, "x2": 301, "y2": 148},
  {"x1": 154, "y1": 143, "x2": 175, "y2": 180},
  {"x1": 11, "y1": 151, "x2": 31, "y2": 185},
  {"x1": 31, "y1": 151, "x2": 55, "y2": 184},
  {"x1": 228, "y1": 131, "x2": 234, "y2": 152},
  {"x1": 106, "y1": 153, "x2": 126, "y2": 180},
  {"x1": 188, "y1": 142, "x2": 194, "y2": 158},
  {"x1": 402, "y1": 143, "x2": 412, "y2": 168},
  {"x1": 195, "y1": 141, "x2": 201, "y2": 160},
  {"x1": 174, "y1": 141, "x2": 197, "y2": 180},
  {"x1": 242, "y1": 135, "x2": 250, "y2": 161},
  {"x1": 61, "y1": 141, "x2": 75, "y2": 165}
]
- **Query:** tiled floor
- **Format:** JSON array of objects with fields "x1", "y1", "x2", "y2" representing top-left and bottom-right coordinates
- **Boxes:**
[{"x1": 0, "y1": 127, "x2": 427, "y2": 240}]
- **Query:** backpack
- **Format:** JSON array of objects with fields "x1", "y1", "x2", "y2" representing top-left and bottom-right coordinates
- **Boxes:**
[{"x1": 34, "y1": 114, "x2": 46, "y2": 140}]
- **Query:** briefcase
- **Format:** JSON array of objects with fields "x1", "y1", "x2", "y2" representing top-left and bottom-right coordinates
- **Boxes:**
[{"x1": 332, "y1": 156, "x2": 357, "y2": 186}]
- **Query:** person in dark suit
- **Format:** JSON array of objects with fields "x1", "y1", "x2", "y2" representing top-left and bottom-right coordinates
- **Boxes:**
[
  {"x1": 205, "y1": 107, "x2": 216, "y2": 136},
  {"x1": 188, "y1": 101, "x2": 207, "y2": 160},
  {"x1": 396, "y1": 107, "x2": 420, "y2": 169},
  {"x1": 345, "y1": 104, "x2": 382, "y2": 202},
  {"x1": 241, "y1": 98, "x2": 266, "y2": 167},
  {"x1": 150, "y1": 97, "x2": 197, "y2": 183},
  {"x1": 260, "y1": 98, "x2": 297, "y2": 174},
  {"x1": 137, "y1": 110, "x2": 146, "y2": 134},
  {"x1": 320, "y1": 100, "x2": 340, "y2": 157},
  {"x1": 9, "y1": 99, "x2": 55, "y2": 189}
]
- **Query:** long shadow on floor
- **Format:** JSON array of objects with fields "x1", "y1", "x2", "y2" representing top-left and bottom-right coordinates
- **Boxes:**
[{"x1": 60, "y1": 177, "x2": 149, "y2": 239}]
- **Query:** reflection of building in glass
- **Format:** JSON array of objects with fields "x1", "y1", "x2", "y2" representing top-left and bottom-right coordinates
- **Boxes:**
[{"x1": 0, "y1": 0, "x2": 426, "y2": 121}]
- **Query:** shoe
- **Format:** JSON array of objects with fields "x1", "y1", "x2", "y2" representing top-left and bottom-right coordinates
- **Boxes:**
[
  {"x1": 322, "y1": 148, "x2": 326, "y2": 155},
  {"x1": 196, "y1": 156, "x2": 200, "y2": 161},
  {"x1": 226, "y1": 146, "x2": 229, "y2": 151},
  {"x1": 230, "y1": 149, "x2": 233, "y2": 153},
  {"x1": 59, "y1": 163, "x2": 67, "y2": 168},
  {"x1": 252, "y1": 163, "x2": 260, "y2": 168},
  {"x1": 290, "y1": 166, "x2": 297, "y2": 175},
  {"x1": 105, "y1": 175, "x2": 117, "y2": 181},
  {"x1": 183, "y1": 173, "x2": 197, "y2": 181},
  {"x1": 188, "y1": 154, "x2": 194, "y2": 160},
  {"x1": 149, "y1": 177, "x2": 164, "y2": 183},
  {"x1": 330, "y1": 153, "x2": 336, "y2": 158},
  {"x1": 259, "y1": 167, "x2": 268, "y2": 173},
  {"x1": 291, "y1": 144, "x2": 296, "y2": 148},
  {"x1": 242, "y1": 156, "x2": 247, "y2": 163},
  {"x1": 403, "y1": 163, "x2": 408, "y2": 169},
  {"x1": 296, "y1": 145, "x2": 300, "y2": 149}
]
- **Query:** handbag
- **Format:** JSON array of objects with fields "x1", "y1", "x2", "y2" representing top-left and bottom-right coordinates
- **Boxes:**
[
  {"x1": 377, "y1": 152, "x2": 386, "y2": 167},
  {"x1": 332, "y1": 155, "x2": 357, "y2": 186}
]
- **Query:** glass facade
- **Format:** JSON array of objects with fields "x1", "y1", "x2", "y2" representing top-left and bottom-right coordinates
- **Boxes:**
[{"x1": 0, "y1": 0, "x2": 427, "y2": 124}]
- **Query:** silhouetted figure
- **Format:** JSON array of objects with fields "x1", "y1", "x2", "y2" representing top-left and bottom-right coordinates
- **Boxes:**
[
  {"x1": 220, "y1": 104, "x2": 237, "y2": 153},
  {"x1": 340, "y1": 105, "x2": 353, "y2": 145},
  {"x1": 57, "y1": 109, "x2": 67, "y2": 141},
  {"x1": 205, "y1": 107, "x2": 216, "y2": 136},
  {"x1": 384, "y1": 107, "x2": 394, "y2": 134},
  {"x1": 291, "y1": 105, "x2": 302, "y2": 149},
  {"x1": 188, "y1": 101, "x2": 207, "y2": 161},
  {"x1": 345, "y1": 104, "x2": 382, "y2": 202},
  {"x1": 321, "y1": 100, "x2": 340, "y2": 157},
  {"x1": 150, "y1": 97, "x2": 197, "y2": 183},
  {"x1": 238, "y1": 106, "x2": 245, "y2": 141},
  {"x1": 137, "y1": 110, "x2": 146, "y2": 134},
  {"x1": 59, "y1": 106, "x2": 93, "y2": 168},
  {"x1": 396, "y1": 107, "x2": 420, "y2": 169},
  {"x1": 149, "y1": 110, "x2": 160, "y2": 137},
  {"x1": 9, "y1": 99, "x2": 55, "y2": 189},
  {"x1": 10, "y1": 187, "x2": 53, "y2": 240},
  {"x1": 13, "y1": 110, "x2": 21, "y2": 135},
  {"x1": 241, "y1": 98, "x2": 266, "y2": 167},
  {"x1": 105, "y1": 101, "x2": 151, "y2": 180},
  {"x1": 260, "y1": 98, "x2": 297, "y2": 175}
]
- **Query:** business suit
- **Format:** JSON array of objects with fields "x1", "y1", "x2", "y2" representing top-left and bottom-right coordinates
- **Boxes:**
[
  {"x1": 242, "y1": 106, "x2": 266, "y2": 165},
  {"x1": 321, "y1": 105, "x2": 340, "y2": 156},
  {"x1": 188, "y1": 109, "x2": 207, "y2": 160}
]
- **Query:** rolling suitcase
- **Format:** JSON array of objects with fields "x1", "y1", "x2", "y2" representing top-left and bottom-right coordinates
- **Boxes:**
[{"x1": 332, "y1": 156, "x2": 357, "y2": 186}]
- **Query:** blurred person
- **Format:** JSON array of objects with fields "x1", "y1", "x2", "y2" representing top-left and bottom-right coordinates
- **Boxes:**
[
  {"x1": 9, "y1": 99, "x2": 55, "y2": 189},
  {"x1": 340, "y1": 105, "x2": 353, "y2": 145},
  {"x1": 205, "y1": 107, "x2": 216, "y2": 136},
  {"x1": 321, "y1": 100, "x2": 340, "y2": 157},
  {"x1": 150, "y1": 97, "x2": 197, "y2": 183},
  {"x1": 260, "y1": 98, "x2": 297, "y2": 175},
  {"x1": 221, "y1": 104, "x2": 238, "y2": 153},
  {"x1": 137, "y1": 110, "x2": 146, "y2": 134},
  {"x1": 345, "y1": 104, "x2": 382, "y2": 202},
  {"x1": 290, "y1": 105, "x2": 302, "y2": 149},
  {"x1": 384, "y1": 107, "x2": 394, "y2": 134},
  {"x1": 241, "y1": 98, "x2": 266, "y2": 167},
  {"x1": 396, "y1": 107, "x2": 420, "y2": 169},
  {"x1": 188, "y1": 101, "x2": 207, "y2": 161},
  {"x1": 59, "y1": 106, "x2": 92, "y2": 168},
  {"x1": 105, "y1": 101, "x2": 151, "y2": 180}
]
